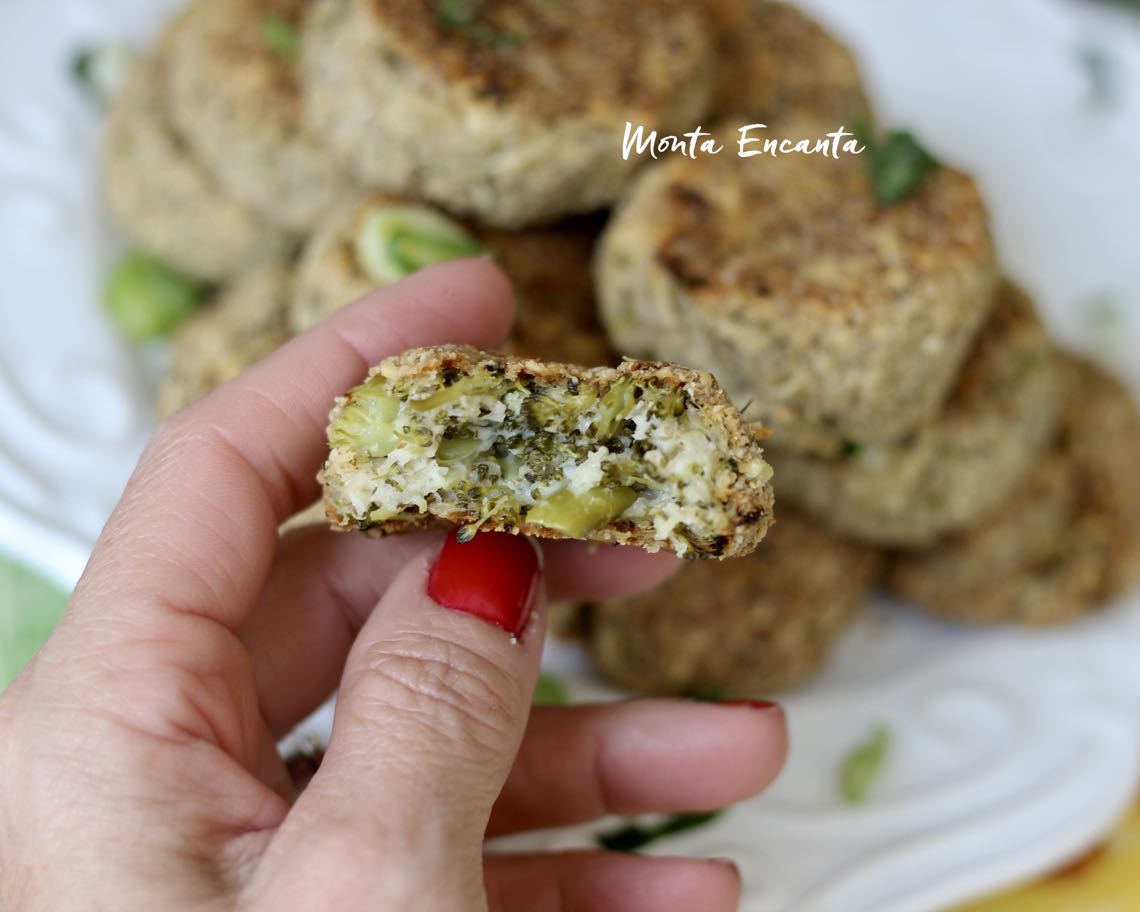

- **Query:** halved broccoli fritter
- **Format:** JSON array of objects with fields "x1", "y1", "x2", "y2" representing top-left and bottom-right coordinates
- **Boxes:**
[{"x1": 321, "y1": 346, "x2": 774, "y2": 558}]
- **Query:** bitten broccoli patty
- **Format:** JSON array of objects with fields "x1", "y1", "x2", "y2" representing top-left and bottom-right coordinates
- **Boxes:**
[{"x1": 321, "y1": 346, "x2": 774, "y2": 557}]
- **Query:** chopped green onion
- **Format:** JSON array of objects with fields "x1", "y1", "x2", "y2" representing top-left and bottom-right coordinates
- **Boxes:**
[
  {"x1": 597, "y1": 810, "x2": 724, "y2": 852},
  {"x1": 354, "y1": 205, "x2": 485, "y2": 286},
  {"x1": 432, "y1": 0, "x2": 525, "y2": 47},
  {"x1": 1078, "y1": 44, "x2": 1116, "y2": 109},
  {"x1": 856, "y1": 123, "x2": 940, "y2": 207},
  {"x1": 104, "y1": 252, "x2": 203, "y2": 344},
  {"x1": 532, "y1": 672, "x2": 568, "y2": 706},
  {"x1": 71, "y1": 43, "x2": 136, "y2": 106},
  {"x1": 261, "y1": 13, "x2": 299, "y2": 61},
  {"x1": 434, "y1": 0, "x2": 479, "y2": 27},
  {"x1": 839, "y1": 724, "x2": 891, "y2": 805}
]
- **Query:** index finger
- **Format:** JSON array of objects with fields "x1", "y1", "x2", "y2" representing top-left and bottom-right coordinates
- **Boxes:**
[{"x1": 75, "y1": 258, "x2": 515, "y2": 633}]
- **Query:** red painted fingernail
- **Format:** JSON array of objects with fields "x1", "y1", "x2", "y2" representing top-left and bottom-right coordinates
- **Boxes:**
[
  {"x1": 428, "y1": 529, "x2": 541, "y2": 637},
  {"x1": 720, "y1": 699, "x2": 781, "y2": 711}
]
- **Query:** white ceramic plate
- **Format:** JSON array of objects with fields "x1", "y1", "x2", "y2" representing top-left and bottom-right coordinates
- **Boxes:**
[{"x1": 3, "y1": 1, "x2": 1140, "y2": 909}]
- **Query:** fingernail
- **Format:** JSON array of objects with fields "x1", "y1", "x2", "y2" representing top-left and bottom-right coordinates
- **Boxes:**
[
  {"x1": 428, "y1": 528, "x2": 541, "y2": 637},
  {"x1": 720, "y1": 699, "x2": 781, "y2": 712}
]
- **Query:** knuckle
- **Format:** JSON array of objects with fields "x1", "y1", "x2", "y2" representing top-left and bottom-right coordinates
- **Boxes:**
[{"x1": 349, "y1": 630, "x2": 519, "y2": 749}]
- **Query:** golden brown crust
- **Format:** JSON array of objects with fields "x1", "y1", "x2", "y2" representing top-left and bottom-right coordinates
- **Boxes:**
[
  {"x1": 303, "y1": 0, "x2": 711, "y2": 225},
  {"x1": 887, "y1": 352, "x2": 1140, "y2": 625},
  {"x1": 586, "y1": 509, "x2": 881, "y2": 696},
  {"x1": 370, "y1": 0, "x2": 711, "y2": 119},
  {"x1": 653, "y1": 125, "x2": 991, "y2": 309},
  {"x1": 321, "y1": 345, "x2": 774, "y2": 558},
  {"x1": 709, "y1": 0, "x2": 871, "y2": 123}
]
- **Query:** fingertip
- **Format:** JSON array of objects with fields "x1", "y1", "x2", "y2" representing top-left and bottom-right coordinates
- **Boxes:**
[
  {"x1": 709, "y1": 700, "x2": 789, "y2": 796},
  {"x1": 401, "y1": 256, "x2": 518, "y2": 344},
  {"x1": 590, "y1": 854, "x2": 742, "y2": 911},
  {"x1": 542, "y1": 541, "x2": 684, "y2": 603}
]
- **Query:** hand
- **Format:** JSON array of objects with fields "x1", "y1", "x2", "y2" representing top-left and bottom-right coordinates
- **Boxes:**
[{"x1": 0, "y1": 260, "x2": 787, "y2": 911}]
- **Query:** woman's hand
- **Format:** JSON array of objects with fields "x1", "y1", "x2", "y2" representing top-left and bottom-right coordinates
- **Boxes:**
[{"x1": 0, "y1": 259, "x2": 787, "y2": 911}]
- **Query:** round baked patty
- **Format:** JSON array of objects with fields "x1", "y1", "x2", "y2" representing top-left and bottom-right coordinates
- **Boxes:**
[
  {"x1": 888, "y1": 352, "x2": 1140, "y2": 625},
  {"x1": 596, "y1": 116, "x2": 999, "y2": 453},
  {"x1": 301, "y1": 0, "x2": 713, "y2": 227},
  {"x1": 585, "y1": 509, "x2": 881, "y2": 696},
  {"x1": 769, "y1": 281, "x2": 1059, "y2": 546}
]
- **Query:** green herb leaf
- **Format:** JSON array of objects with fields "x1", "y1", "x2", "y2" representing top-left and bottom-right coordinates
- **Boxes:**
[
  {"x1": 432, "y1": 0, "x2": 525, "y2": 47},
  {"x1": 261, "y1": 13, "x2": 299, "y2": 61},
  {"x1": 1078, "y1": 44, "x2": 1117, "y2": 110},
  {"x1": 0, "y1": 553, "x2": 69, "y2": 691},
  {"x1": 596, "y1": 810, "x2": 724, "y2": 852},
  {"x1": 856, "y1": 123, "x2": 940, "y2": 207},
  {"x1": 435, "y1": 0, "x2": 479, "y2": 27},
  {"x1": 839, "y1": 724, "x2": 891, "y2": 805},
  {"x1": 839, "y1": 439, "x2": 863, "y2": 460},
  {"x1": 72, "y1": 48, "x2": 97, "y2": 89},
  {"x1": 104, "y1": 251, "x2": 204, "y2": 344},
  {"x1": 532, "y1": 671, "x2": 568, "y2": 706}
]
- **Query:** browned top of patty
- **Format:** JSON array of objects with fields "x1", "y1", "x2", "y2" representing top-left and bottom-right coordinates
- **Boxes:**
[
  {"x1": 645, "y1": 119, "x2": 993, "y2": 317},
  {"x1": 367, "y1": 0, "x2": 710, "y2": 117},
  {"x1": 709, "y1": 0, "x2": 870, "y2": 122},
  {"x1": 170, "y1": 0, "x2": 308, "y2": 112}
]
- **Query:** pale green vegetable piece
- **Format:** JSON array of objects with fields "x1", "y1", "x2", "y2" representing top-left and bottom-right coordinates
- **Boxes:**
[
  {"x1": 0, "y1": 554, "x2": 69, "y2": 691},
  {"x1": 355, "y1": 205, "x2": 486, "y2": 286},
  {"x1": 261, "y1": 13, "x2": 299, "y2": 61},
  {"x1": 527, "y1": 486, "x2": 637, "y2": 538},
  {"x1": 72, "y1": 42, "x2": 137, "y2": 105},
  {"x1": 839, "y1": 724, "x2": 891, "y2": 804},
  {"x1": 409, "y1": 375, "x2": 506, "y2": 412},
  {"x1": 105, "y1": 251, "x2": 203, "y2": 343},
  {"x1": 436, "y1": 435, "x2": 485, "y2": 464},
  {"x1": 328, "y1": 384, "x2": 402, "y2": 458}
]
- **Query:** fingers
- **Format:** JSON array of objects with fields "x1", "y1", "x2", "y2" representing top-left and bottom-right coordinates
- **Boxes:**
[
  {"x1": 73, "y1": 259, "x2": 514, "y2": 638},
  {"x1": 243, "y1": 527, "x2": 682, "y2": 740},
  {"x1": 244, "y1": 526, "x2": 447, "y2": 739},
  {"x1": 489, "y1": 700, "x2": 787, "y2": 837},
  {"x1": 539, "y1": 540, "x2": 683, "y2": 602},
  {"x1": 486, "y1": 852, "x2": 741, "y2": 912},
  {"x1": 249, "y1": 531, "x2": 546, "y2": 908}
]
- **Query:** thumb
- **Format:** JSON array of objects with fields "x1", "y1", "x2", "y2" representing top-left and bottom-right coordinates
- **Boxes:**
[{"x1": 251, "y1": 529, "x2": 545, "y2": 909}]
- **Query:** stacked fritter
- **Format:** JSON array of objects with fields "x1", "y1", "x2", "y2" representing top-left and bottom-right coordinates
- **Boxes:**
[
  {"x1": 101, "y1": 0, "x2": 1140, "y2": 699},
  {"x1": 589, "y1": 1, "x2": 1140, "y2": 693}
]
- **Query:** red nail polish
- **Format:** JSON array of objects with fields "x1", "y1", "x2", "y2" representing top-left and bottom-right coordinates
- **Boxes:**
[
  {"x1": 720, "y1": 699, "x2": 781, "y2": 711},
  {"x1": 428, "y1": 528, "x2": 540, "y2": 637}
]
